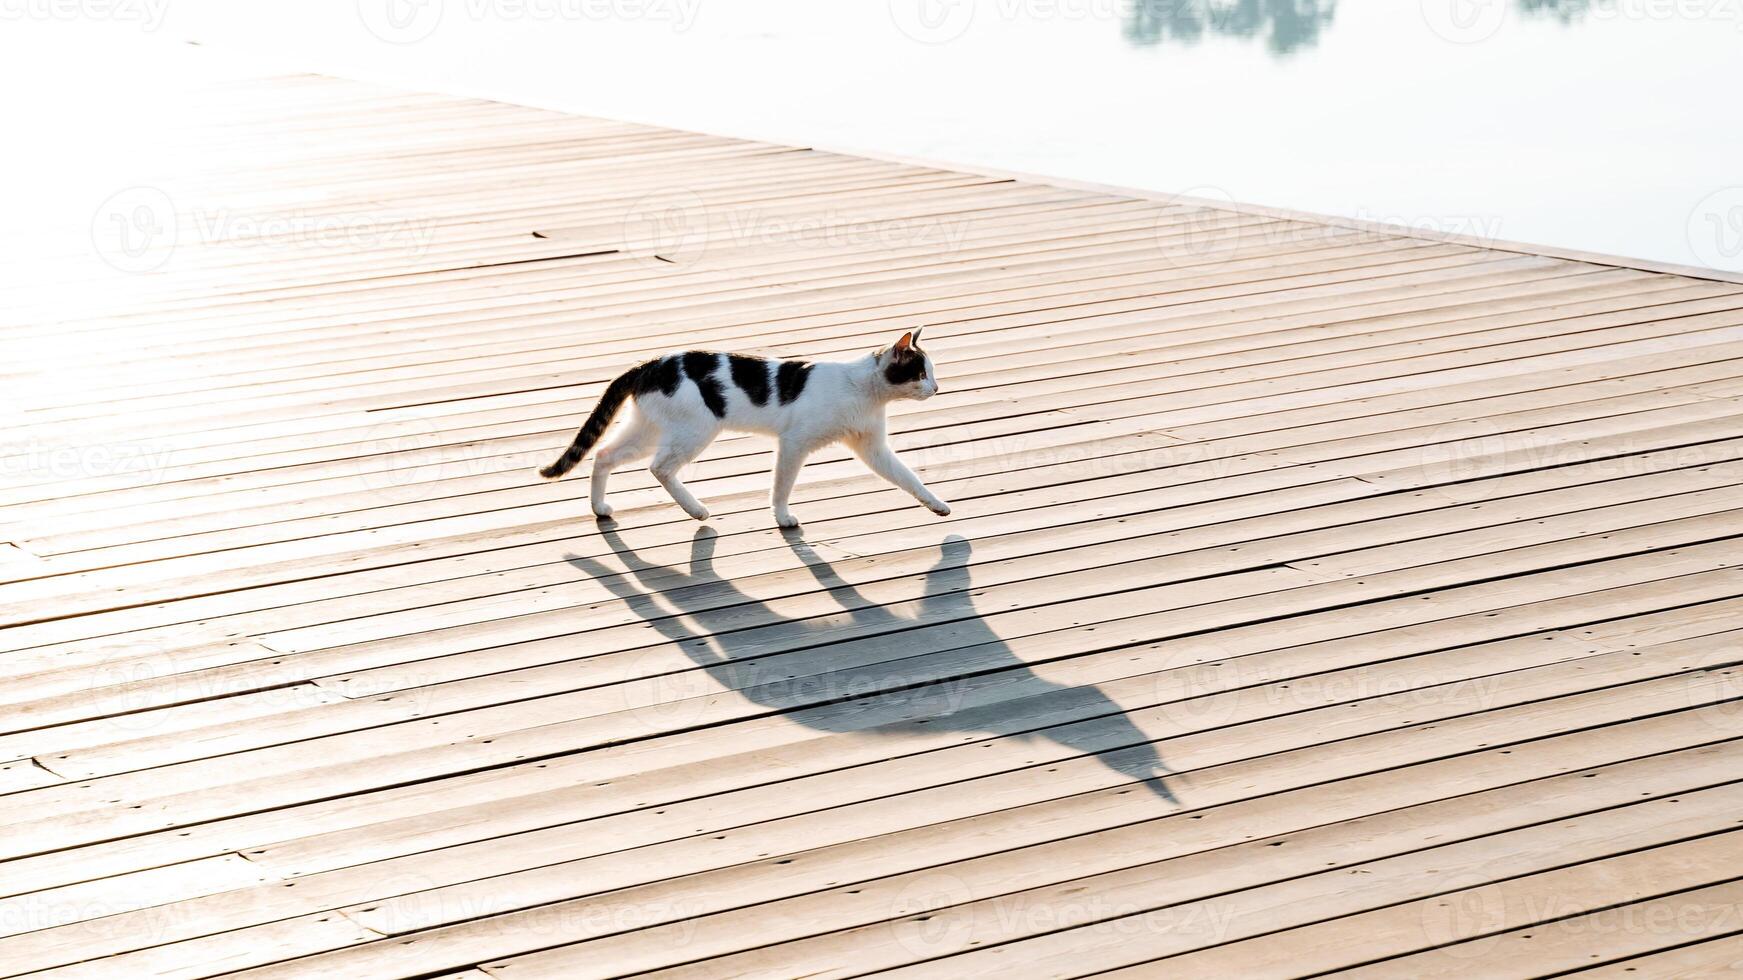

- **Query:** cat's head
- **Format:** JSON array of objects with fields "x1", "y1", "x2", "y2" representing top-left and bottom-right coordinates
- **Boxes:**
[{"x1": 877, "y1": 328, "x2": 938, "y2": 401}]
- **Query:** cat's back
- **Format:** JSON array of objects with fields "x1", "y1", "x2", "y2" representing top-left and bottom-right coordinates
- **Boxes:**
[{"x1": 632, "y1": 349, "x2": 830, "y2": 433}]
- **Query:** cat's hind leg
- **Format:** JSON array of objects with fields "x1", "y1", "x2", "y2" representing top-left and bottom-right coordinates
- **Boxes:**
[
  {"x1": 649, "y1": 421, "x2": 720, "y2": 522},
  {"x1": 589, "y1": 406, "x2": 657, "y2": 519}
]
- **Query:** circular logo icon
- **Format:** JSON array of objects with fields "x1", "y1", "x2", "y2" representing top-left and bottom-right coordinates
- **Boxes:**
[
  {"x1": 621, "y1": 188, "x2": 711, "y2": 269},
  {"x1": 624, "y1": 648, "x2": 722, "y2": 736},
  {"x1": 90, "y1": 186, "x2": 177, "y2": 273},
  {"x1": 888, "y1": 871, "x2": 977, "y2": 956},
  {"x1": 1153, "y1": 643, "x2": 1248, "y2": 734},
  {"x1": 1684, "y1": 642, "x2": 1743, "y2": 729},
  {"x1": 347, "y1": 872, "x2": 447, "y2": 933},
  {"x1": 1420, "y1": 0, "x2": 1506, "y2": 43},
  {"x1": 1154, "y1": 185, "x2": 1245, "y2": 269},
  {"x1": 1413, "y1": 419, "x2": 1516, "y2": 498},
  {"x1": 358, "y1": 0, "x2": 444, "y2": 43},
  {"x1": 1417, "y1": 875, "x2": 1510, "y2": 957},
  {"x1": 1687, "y1": 187, "x2": 1743, "y2": 273},
  {"x1": 352, "y1": 419, "x2": 491, "y2": 503},
  {"x1": 889, "y1": 0, "x2": 975, "y2": 43}
]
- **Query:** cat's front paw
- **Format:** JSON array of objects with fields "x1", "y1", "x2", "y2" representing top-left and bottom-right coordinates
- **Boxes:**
[
  {"x1": 592, "y1": 503, "x2": 613, "y2": 519},
  {"x1": 774, "y1": 511, "x2": 801, "y2": 529},
  {"x1": 926, "y1": 499, "x2": 952, "y2": 517}
]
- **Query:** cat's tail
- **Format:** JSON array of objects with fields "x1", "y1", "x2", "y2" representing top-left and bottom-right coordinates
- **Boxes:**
[{"x1": 539, "y1": 362, "x2": 645, "y2": 479}]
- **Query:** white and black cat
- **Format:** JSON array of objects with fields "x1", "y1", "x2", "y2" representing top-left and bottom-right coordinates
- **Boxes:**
[{"x1": 540, "y1": 329, "x2": 950, "y2": 528}]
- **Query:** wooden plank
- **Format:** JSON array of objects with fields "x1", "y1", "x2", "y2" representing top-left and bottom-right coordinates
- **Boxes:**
[
  {"x1": 4, "y1": 635, "x2": 1730, "y2": 975},
  {"x1": 3, "y1": 564, "x2": 1731, "y2": 905},
  {"x1": 1566, "y1": 931, "x2": 1743, "y2": 977},
  {"x1": 214, "y1": 661, "x2": 1743, "y2": 980},
  {"x1": 1331, "y1": 878, "x2": 1743, "y2": 977}
]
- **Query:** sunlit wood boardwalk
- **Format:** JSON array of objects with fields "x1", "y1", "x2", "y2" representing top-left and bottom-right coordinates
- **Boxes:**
[{"x1": 4, "y1": 59, "x2": 1743, "y2": 980}]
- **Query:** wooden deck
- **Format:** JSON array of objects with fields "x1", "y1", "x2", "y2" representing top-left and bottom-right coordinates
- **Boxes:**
[{"x1": 4, "y1": 60, "x2": 1743, "y2": 980}]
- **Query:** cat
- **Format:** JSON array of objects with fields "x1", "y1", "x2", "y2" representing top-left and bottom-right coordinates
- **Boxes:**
[{"x1": 539, "y1": 329, "x2": 950, "y2": 528}]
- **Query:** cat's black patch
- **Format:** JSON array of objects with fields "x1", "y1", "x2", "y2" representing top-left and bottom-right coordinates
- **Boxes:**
[
  {"x1": 776, "y1": 360, "x2": 814, "y2": 405},
  {"x1": 883, "y1": 347, "x2": 927, "y2": 386},
  {"x1": 728, "y1": 354, "x2": 771, "y2": 407},
  {"x1": 683, "y1": 351, "x2": 728, "y2": 419},
  {"x1": 635, "y1": 355, "x2": 682, "y2": 398}
]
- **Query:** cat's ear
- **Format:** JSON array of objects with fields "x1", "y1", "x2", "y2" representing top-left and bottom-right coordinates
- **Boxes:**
[
  {"x1": 892, "y1": 331, "x2": 917, "y2": 356},
  {"x1": 911, "y1": 326, "x2": 924, "y2": 344}
]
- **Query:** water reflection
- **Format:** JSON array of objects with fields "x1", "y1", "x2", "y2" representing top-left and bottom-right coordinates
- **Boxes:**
[
  {"x1": 1517, "y1": 0, "x2": 1599, "y2": 21},
  {"x1": 1121, "y1": 0, "x2": 1607, "y2": 56},
  {"x1": 1124, "y1": 0, "x2": 1339, "y2": 55}
]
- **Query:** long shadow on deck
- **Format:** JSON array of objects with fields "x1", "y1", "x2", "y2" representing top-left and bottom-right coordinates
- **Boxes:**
[{"x1": 567, "y1": 527, "x2": 1175, "y2": 803}]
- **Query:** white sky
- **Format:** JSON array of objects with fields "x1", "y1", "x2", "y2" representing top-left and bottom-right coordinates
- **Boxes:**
[{"x1": 2, "y1": 1, "x2": 1739, "y2": 271}]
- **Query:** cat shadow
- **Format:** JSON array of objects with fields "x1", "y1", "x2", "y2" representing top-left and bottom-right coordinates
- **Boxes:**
[{"x1": 565, "y1": 525, "x2": 1176, "y2": 804}]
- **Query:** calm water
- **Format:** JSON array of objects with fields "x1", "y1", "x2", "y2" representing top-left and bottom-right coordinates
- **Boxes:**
[{"x1": 10, "y1": 1, "x2": 1742, "y2": 270}]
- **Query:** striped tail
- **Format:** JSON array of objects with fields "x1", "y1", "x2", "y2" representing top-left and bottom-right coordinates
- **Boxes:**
[{"x1": 539, "y1": 363, "x2": 646, "y2": 479}]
